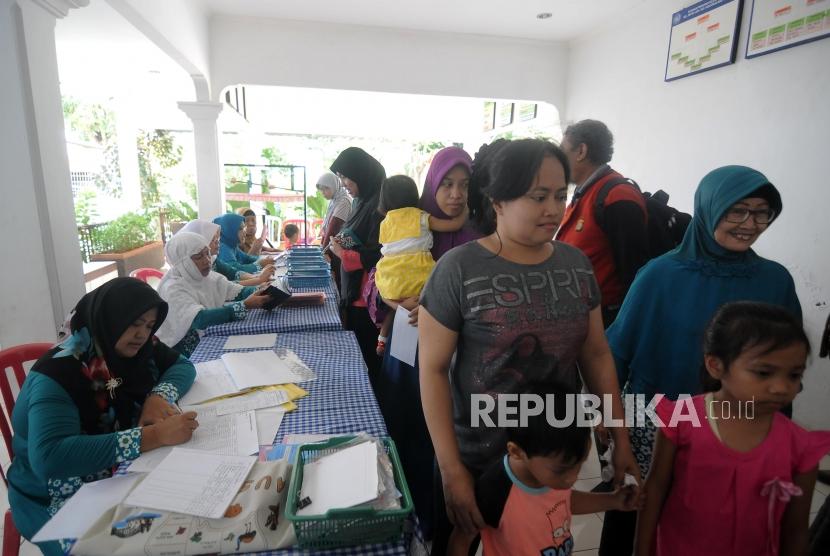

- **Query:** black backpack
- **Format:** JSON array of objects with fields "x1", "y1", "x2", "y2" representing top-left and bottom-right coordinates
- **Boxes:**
[{"x1": 593, "y1": 177, "x2": 692, "y2": 260}]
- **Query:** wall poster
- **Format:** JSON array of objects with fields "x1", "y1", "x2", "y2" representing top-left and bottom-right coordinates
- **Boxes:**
[
  {"x1": 746, "y1": 0, "x2": 830, "y2": 58},
  {"x1": 665, "y1": 0, "x2": 744, "y2": 81}
]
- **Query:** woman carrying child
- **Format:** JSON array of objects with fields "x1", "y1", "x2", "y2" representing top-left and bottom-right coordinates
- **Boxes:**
[
  {"x1": 373, "y1": 174, "x2": 468, "y2": 354},
  {"x1": 375, "y1": 146, "x2": 479, "y2": 540}
]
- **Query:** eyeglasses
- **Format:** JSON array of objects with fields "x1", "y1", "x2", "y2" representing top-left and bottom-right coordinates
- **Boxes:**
[
  {"x1": 191, "y1": 249, "x2": 211, "y2": 263},
  {"x1": 723, "y1": 207, "x2": 776, "y2": 224}
]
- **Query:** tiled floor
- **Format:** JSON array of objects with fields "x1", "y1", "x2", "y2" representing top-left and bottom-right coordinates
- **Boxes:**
[{"x1": 1, "y1": 446, "x2": 828, "y2": 555}]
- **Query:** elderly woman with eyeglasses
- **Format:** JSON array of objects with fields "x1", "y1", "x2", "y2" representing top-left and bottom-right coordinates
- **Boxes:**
[
  {"x1": 155, "y1": 232, "x2": 272, "y2": 356},
  {"x1": 605, "y1": 165, "x2": 801, "y2": 499}
]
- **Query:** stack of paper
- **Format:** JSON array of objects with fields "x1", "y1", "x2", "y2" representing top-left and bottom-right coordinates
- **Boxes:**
[
  {"x1": 179, "y1": 349, "x2": 315, "y2": 406},
  {"x1": 125, "y1": 448, "x2": 256, "y2": 519},
  {"x1": 130, "y1": 405, "x2": 260, "y2": 472},
  {"x1": 221, "y1": 349, "x2": 315, "y2": 390},
  {"x1": 297, "y1": 441, "x2": 380, "y2": 516},
  {"x1": 222, "y1": 333, "x2": 277, "y2": 350}
]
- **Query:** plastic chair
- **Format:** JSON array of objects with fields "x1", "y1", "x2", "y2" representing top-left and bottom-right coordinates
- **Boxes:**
[
  {"x1": 0, "y1": 342, "x2": 53, "y2": 556},
  {"x1": 129, "y1": 268, "x2": 164, "y2": 283},
  {"x1": 283, "y1": 219, "x2": 319, "y2": 246}
]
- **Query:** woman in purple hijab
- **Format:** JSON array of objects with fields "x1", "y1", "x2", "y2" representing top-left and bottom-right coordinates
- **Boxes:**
[
  {"x1": 420, "y1": 146, "x2": 481, "y2": 259},
  {"x1": 376, "y1": 146, "x2": 479, "y2": 541}
]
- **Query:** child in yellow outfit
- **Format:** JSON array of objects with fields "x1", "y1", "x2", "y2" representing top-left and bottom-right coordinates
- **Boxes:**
[{"x1": 374, "y1": 175, "x2": 468, "y2": 353}]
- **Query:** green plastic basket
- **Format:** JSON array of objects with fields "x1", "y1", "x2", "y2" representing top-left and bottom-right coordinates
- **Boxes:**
[{"x1": 285, "y1": 436, "x2": 413, "y2": 549}]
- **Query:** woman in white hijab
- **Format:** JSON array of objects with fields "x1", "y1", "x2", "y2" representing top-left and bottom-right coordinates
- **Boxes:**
[
  {"x1": 179, "y1": 220, "x2": 275, "y2": 286},
  {"x1": 155, "y1": 232, "x2": 271, "y2": 356},
  {"x1": 317, "y1": 172, "x2": 352, "y2": 249},
  {"x1": 316, "y1": 172, "x2": 351, "y2": 293}
]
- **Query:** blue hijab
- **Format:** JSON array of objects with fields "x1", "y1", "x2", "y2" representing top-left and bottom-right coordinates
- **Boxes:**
[
  {"x1": 212, "y1": 213, "x2": 259, "y2": 270},
  {"x1": 607, "y1": 165, "x2": 800, "y2": 400}
]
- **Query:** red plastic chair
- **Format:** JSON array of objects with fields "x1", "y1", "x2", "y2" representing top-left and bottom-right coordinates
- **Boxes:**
[
  {"x1": 282, "y1": 219, "x2": 320, "y2": 246},
  {"x1": 129, "y1": 268, "x2": 164, "y2": 283},
  {"x1": 0, "y1": 343, "x2": 53, "y2": 556}
]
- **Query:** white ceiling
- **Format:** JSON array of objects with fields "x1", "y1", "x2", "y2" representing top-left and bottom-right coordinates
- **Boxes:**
[
  {"x1": 55, "y1": 0, "x2": 194, "y2": 127},
  {"x1": 201, "y1": 0, "x2": 648, "y2": 42}
]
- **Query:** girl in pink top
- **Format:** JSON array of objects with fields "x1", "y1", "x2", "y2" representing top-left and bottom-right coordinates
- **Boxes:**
[{"x1": 637, "y1": 301, "x2": 830, "y2": 556}]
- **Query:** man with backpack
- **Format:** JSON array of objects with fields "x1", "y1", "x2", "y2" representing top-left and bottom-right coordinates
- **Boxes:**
[{"x1": 557, "y1": 119, "x2": 649, "y2": 327}]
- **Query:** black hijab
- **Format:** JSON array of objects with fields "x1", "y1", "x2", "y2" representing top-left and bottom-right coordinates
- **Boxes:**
[
  {"x1": 34, "y1": 278, "x2": 180, "y2": 432},
  {"x1": 330, "y1": 147, "x2": 386, "y2": 306}
]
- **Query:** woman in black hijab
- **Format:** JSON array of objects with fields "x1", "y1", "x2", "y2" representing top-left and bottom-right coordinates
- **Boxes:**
[
  {"x1": 7, "y1": 278, "x2": 198, "y2": 555},
  {"x1": 328, "y1": 147, "x2": 386, "y2": 383}
]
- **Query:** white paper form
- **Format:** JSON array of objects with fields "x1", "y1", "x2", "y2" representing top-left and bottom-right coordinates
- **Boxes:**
[
  {"x1": 222, "y1": 333, "x2": 277, "y2": 350},
  {"x1": 178, "y1": 359, "x2": 238, "y2": 406},
  {"x1": 33, "y1": 474, "x2": 142, "y2": 542},
  {"x1": 390, "y1": 305, "x2": 418, "y2": 366},
  {"x1": 297, "y1": 441, "x2": 379, "y2": 516},
  {"x1": 125, "y1": 448, "x2": 256, "y2": 519},
  {"x1": 221, "y1": 349, "x2": 316, "y2": 390},
  {"x1": 255, "y1": 408, "x2": 286, "y2": 445},
  {"x1": 129, "y1": 408, "x2": 259, "y2": 472},
  {"x1": 212, "y1": 390, "x2": 290, "y2": 415}
]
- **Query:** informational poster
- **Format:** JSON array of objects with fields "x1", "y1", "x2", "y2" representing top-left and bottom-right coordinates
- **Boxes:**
[
  {"x1": 665, "y1": 0, "x2": 744, "y2": 81},
  {"x1": 746, "y1": 0, "x2": 830, "y2": 58}
]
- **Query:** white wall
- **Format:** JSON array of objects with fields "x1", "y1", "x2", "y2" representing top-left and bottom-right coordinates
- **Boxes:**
[
  {"x1": 0, "y1": 0, "x2": 71, "y2": 347},
  {"x1": 566, "y1": 0, "x2": 830, "y2": 429},
  {"x1": 210, "y1": 16, "x2": 568, "y2": 108}
]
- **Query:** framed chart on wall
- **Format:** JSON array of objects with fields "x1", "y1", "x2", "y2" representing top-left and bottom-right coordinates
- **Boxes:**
[
  {"x1": 665, "y1": 0, "x2": 744, "y2": 82},
  {"x1": 745, "y1": 0, "x2": 830, "y2": 59}
]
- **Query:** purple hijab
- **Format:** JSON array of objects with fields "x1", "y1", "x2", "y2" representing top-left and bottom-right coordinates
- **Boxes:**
[{"x1": 419, "y1": 147, "x2": 480, "y2": 259}]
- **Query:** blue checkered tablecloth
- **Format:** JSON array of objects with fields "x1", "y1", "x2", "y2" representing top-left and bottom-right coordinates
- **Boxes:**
[
  {"x1": 202, "y1": 283, "x2": 343, "y2": 337},
  {"x1": 188, "y1": 331, "x2": 415, "y2": 555},
  {"x1": 190, "y1": 331, "x2": 386, "y2": 441}
]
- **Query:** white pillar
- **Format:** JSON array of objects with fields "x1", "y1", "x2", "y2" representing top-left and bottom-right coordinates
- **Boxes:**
[
  {"x1": 0, "y1": 0, "x2": 88, "y2": 347},
  {"x1": 178, "y1": 101, "x2": 224, "y2": 218}
]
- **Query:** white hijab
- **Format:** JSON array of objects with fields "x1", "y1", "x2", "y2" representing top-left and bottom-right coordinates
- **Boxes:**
[
  {"x1": 156, "y1": 232, "x2": 244, "y2": 346},
  {"x1": 180, "y1": 219, "x2": 220, "y2": 243},
  {"x1": 180, "y1": 220, "x2": 221, "y2": 262},
  {"x1": 317, "y1": 172, "x2": 352, "y2": 231}
]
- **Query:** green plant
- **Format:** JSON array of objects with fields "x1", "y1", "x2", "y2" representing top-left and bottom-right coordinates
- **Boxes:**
[
  {"x1": 137, "y1": 130, "x2": 184, "y2": 208},
  {"x1": 97, "y1": 211, "x2": 158, "y2": 253},
  {"x1": 305, "y1": 191, "x2": 327, "y2": 220},
  {"x1": 74, "y1": 188, "x2": 99, "y2": 226},
  {"x1": 261, "y1": 147, "x2": 288, "y2": 166},
  {"x1": 162, "y1": 200, "x2": 197, "y2": 223},
  {"x1": 63, "y1": 97, "x2": 122, "y2": 197}
]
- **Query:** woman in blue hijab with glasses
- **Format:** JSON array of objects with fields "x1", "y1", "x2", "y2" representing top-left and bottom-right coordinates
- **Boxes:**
[
  {"x1": 212, "y1": 213, "x2": 274, "y2": 275},
  {"x1": 601, "y1": 165, "x2": 802, "y2": 555}
]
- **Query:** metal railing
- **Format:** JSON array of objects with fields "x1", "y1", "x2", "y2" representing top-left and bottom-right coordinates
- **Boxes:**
[
  {"x1": 77, "y1": 222, "x2": 112, "y2": 263},
  {"x1": 77, "y1": 209, "x2": 174, "y2": 262}
]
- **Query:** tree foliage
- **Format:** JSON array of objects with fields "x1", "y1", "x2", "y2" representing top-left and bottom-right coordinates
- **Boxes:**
[
  {"x1": 137, "y1": 130, "x2": 183, "y2": 208},
  {"x1": 62, "y1": 97, "x2": 122, "y2": 197}
]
